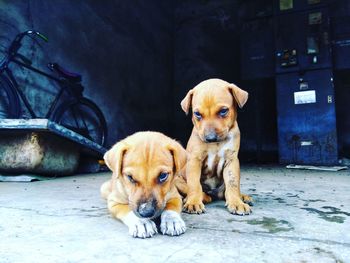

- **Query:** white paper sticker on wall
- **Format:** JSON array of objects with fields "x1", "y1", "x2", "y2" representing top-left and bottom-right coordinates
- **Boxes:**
[{"x1": 294, "y1": 90, "x2": 316, "y2": 104}]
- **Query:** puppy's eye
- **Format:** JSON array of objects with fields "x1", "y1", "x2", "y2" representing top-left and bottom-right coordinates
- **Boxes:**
[
  {"x1": 126, "y1": 175, "x2": 136, "y2": 184},
  {"x1": 158, "y1": 172, "x2": 169, "y2": 184},
  {"x1": 193, "y1": 111, "x2": 202, "y2": 120},
  {"x1": 218, "y1": 108, "x2": 229, "y2": 118}
]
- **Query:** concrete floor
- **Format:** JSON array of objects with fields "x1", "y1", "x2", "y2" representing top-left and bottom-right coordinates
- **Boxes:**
[{"x1": 1, "y1": 166, "x2": 349, "y2": 263}]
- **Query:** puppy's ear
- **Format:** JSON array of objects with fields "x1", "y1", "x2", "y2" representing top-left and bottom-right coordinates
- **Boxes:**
[
  {"x1": 180, "y1": 89, "x2": 194, "y2": 115},
  {"x1": 227, "y1": 83, "x2": 249, "y2": 108},
  {"x1": 167, "y1": 140, "x2": 187, "y2": 175},
  {"x1": 103, "y1": 141, "x2": 128, "y2": 177}
]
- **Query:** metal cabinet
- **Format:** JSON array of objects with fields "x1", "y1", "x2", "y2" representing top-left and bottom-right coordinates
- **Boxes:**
[
  {"x1": 276, "y1": 69, "x2": 338, "y2": 165},
  {"x1": 239, "y1": 1, "x2": 344, "y2": 165},
  {"x1": 274, "y1": 8, "x2": 332, "y2": 73}
]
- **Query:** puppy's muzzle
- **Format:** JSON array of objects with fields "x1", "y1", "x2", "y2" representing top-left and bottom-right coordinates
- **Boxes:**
[
  {"x1": 137, "y1": 200, "x2": 157, "y2": 218},
  {"x1": 204, "y1": 132, "x2": 219, "y2": 143}
]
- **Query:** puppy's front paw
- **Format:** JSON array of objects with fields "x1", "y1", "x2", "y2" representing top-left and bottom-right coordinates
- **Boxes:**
[
  {"x1": 161, "y1": 210, "x2": 186, "y2": 236},
  {"x1": 226, "y1": 198, "x2": 251, "y2": 216},
  {"x1": 183, "y1": 195, "x2": 205, "y2": 214},
  {"x1": 123, "y1": 212, "x2": 158, "y2": 238}
]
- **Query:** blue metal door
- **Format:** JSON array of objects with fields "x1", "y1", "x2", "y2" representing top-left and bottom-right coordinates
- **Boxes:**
[
  {"x1": 276, "y1": 69, "x2": 338, "y2": 165},
  {"x1": 275, "y1": 6, "x2": 339, "y2": 165}
]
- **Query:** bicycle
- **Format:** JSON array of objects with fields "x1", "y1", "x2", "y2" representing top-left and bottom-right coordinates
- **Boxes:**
[{"x1": 0, "y1": 30, "x2": 107, "y2": 146}]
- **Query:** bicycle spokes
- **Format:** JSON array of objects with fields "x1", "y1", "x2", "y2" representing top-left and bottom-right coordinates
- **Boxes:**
[{"x1": 55, "y1": 101, "x2": 105, "y2": 145}]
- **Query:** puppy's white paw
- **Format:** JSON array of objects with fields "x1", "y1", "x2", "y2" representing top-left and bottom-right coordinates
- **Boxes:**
[
  {"x1": 123, "y1": 212, "x2": 157, "y2": 238},
  {"x1": 160, "y1": 210, "x2": 186, "y2": 236}
]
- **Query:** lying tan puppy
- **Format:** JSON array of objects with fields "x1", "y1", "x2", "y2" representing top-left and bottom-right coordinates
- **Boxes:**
[
  {"x1": 101, "y1": 131, "x2": 187, "y2": 238},
  {"x1": 180, "y1": 78, "x2": 252, "y2": 215}
]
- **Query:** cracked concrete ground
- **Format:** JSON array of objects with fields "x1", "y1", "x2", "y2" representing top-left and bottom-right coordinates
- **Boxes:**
[{"x1": 1, "y1": 166, "x2": 349, "y2": 263}]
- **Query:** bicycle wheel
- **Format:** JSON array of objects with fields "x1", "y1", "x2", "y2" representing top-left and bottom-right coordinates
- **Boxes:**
[
  {"x1": 52, "y1": 98, "x2": 107, "y2": 146},
  {"x1": 0, "y1": 75, "x2": 21, "y2": 118}
]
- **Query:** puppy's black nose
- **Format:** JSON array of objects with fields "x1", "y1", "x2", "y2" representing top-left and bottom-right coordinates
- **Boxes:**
[
  {"x1": 138, "y1": 202, "x2": 156, "y2": 218},
  {"x1": 205, "y1": 134, "x2": 218, "y2": 143}
]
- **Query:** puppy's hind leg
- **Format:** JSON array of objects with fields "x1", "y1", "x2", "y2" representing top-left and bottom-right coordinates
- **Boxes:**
[
  {"x1": 174, "y1": 175, "x2": 188, "y2": 197},
  {"x1": 241, "y1": 193, "x2": 254, "y2": 206},
  {"x1": 202, "y1": 193, "x2": 212, "y2": 204},
  {"x1": 174, "y1": 176, "x2": 212, "y2": 204},
  {"x1": 100, "y1": 180, "x2": 112, "y2": 200}
]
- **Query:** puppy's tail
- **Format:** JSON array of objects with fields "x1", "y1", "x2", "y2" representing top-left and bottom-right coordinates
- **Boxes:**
[{"x1": 100, "y1": 180, "x2": 112, "y2": 200}]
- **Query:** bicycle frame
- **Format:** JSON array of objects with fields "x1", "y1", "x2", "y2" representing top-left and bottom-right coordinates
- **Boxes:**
[
  {"x1": 2, "y1": 59, "x2": 69, "y2": 119},
  {"x1": 0, "y1": 30, "x2": 74, "y2": 119}
]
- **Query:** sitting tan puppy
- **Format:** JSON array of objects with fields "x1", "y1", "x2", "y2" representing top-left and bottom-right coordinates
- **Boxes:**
[
  {"x1": 101, "y1": 131, "x2": 187, "y2": 238},
  {"x1": 180, "y1": 78, "x2": 252, "y2": 215}
]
